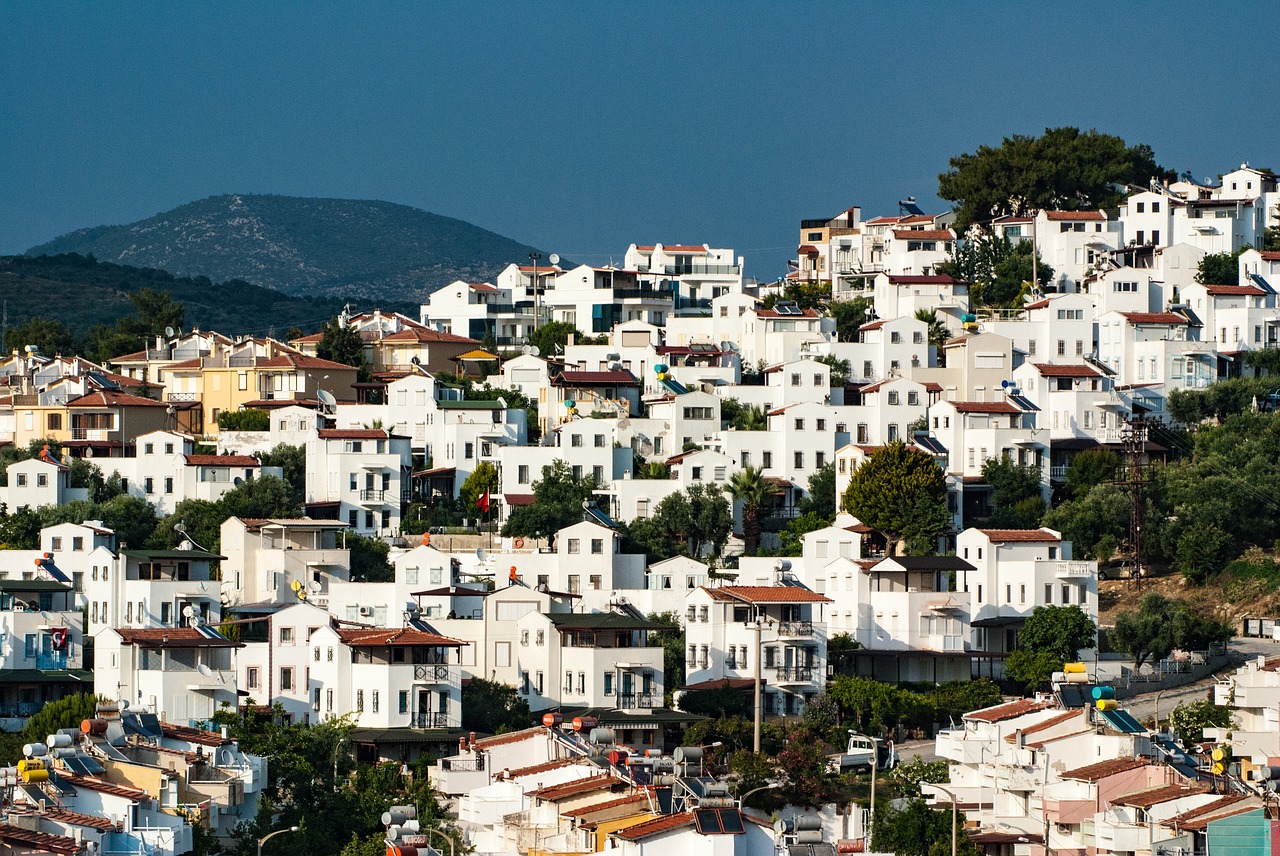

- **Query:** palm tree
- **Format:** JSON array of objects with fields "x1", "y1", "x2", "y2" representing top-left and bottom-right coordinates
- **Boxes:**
[
  {"x1": 723, "y1": 466, "x2": 777, "y2": 556},
  {"x1": 914, "y1": 308, "x2": 953, "y2": 365},
  {"x1": 736, "y1": 406, "x2": 767, "y2": 431}
]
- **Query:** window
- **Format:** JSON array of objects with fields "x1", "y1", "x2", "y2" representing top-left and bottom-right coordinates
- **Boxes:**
[
  {"x1": 496, "y1": 641, "x2": 511, "y2": 666},
  {"x1": 913, "y1": 331, "x2": 924, "y2": 344},
  {"x1": 326, "y1": 689, "x2": 334, "y2": 712},
  {"x1": 47, "y1": 413, "x2": 62, "y2": 431},
  {"x1": 907, "y1": 391, "x2": 919, "y2": 406},
  {"x1": 518, "y1": 464, "x2": 529, "y2": 484},
  {"x1": 594, "y1": 434, "x2": 606, "y2": 447},
  {"x1": 144, "y1": 443, "x2": 155, "y2": 455},
  {"x1": 890, "y1": 331, "x2": 902, "y2": 344},
  {"x1": 887, "y1": 391, "x2": 900, "y2": 405},
  {"x1": 790, "y1": 373, "x2": 801, "y2": 387},
  {"x1": 1152, "y1": 230, "x2": 1160, "y2": 245},
  {"x1": 464, "y1": 442, "x2": 473, "y2": 459},
  {"x1": 1057, "y1": 340, "x2": 1065, "y2": 356},
  {"x1": 857, "y1": 424, "x2": 868, "y2": 443},
  {"x1": 281, "y1": 668, "x2": 295, "y2": 692},
  {"x1": 15, "y1": 474, "x2": 26, "y2": 487},
  {"x1": 36, "y1": 473, "x2": 47, "y2": 488},
  {"x1": 714, "y1": 466, "x2": 726, "y2": 480},
  {"x1": 280, "y1": 626, "x2": 294, "y2": 645},
  {"x1": 1045, "y1": 583, "x2": 1053, "y2": 604},
  {"x1": 356, "y1": 689, "x2": 364, "y2": 711},
  {"x1": 399, "y1": 691, "x2": 409, "y2": 714},
  {"x1": 72, "y1": 572, "x2": 83, "y2": 593},
  {"x1": 814, "y1": 373, "x2": 823, "y2": 386},
  {"x1": 144, "y1": 478, "x2": 154, "y2": 494},
  {"x1": 794, "y1": 451, "x2": 804, "y2": 468},
  {"x1": 1152, "y1": 201, "x2": 1160, "y2": 213},
  {"x1": 815, "y1": 451, "x2": 825, "y2": 468},
  {"x1": 571, "y1": 434, "x2": 583, "y2": 447},
  {"x1": 372, "y1": 691, "x2": 380, "y2": 713},
  {"x1": 164, "y1": 477, "x2": 173, "y2": 494},
  {"x1": 887, "y1": 423, "x2": 899, "y2": 442},
  {"x1": 691, "y1": 466, "x2": 703, "y2": 481},
  {"x1": 603, "y1": 673, "x2": 614, "y2": 695},
  {"x1": 794, "y1": 418, "x2": 804, "y2": 431},
  {"x1": 590, "y1": 574, "x2": 601, "y2": 589},
  {"x1": 72, "y1": 536, "x2": 83, "y2": 551},
  {"x1": 247, "y1": 667, "x2": 259, "y2": 690},
  {"x1": 591, "y1": 538, "x2": 604, "y2": 554},
  {"x1": 1019, "y1": 584, "x2": 1026, "y2": 604},
  {"x1": 762, "y1": 451, "x2": 772, "y2": 469},
  {"x1": 1135, "y1": 201, "x2": 1144, "y2": 213},
  {"x1": 816, "y1": 418, "x2": 826, "y2": 431}
]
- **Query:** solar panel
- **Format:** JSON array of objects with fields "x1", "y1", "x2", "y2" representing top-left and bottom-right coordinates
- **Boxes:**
[
  {"x1": 693, "y1": 808, "x2": 745, "y2": 835},
  {"x1": 1099, "y1": 708, "x2": 1146, "y2": 734},
  {"x1": 1007, "y1": 394, "x2": 1040, "y2": 412},
  {"x1": 718, "y1": 809, "x2": 744, "y2": 834}
]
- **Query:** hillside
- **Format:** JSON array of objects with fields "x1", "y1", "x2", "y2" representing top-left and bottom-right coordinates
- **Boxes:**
[
  {"x1": 0, "y1": 254, "x2": 414, "y2": 339},
  {"x1": 27, "y1": 194, "x2": 547, "y2": 302}
]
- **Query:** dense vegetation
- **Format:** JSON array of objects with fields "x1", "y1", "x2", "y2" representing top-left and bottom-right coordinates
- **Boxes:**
[
  {"x1": 0, "y1": 254, "x2": 375, "y2": 352},
  {"x1": 28, "y1": 194, "x2": 549, "y2": 302}
]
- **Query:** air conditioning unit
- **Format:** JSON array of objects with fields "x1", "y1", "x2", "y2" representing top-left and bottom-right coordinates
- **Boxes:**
[{"x1": 358, "y1": 606, "x2": 372, "y2": 617}]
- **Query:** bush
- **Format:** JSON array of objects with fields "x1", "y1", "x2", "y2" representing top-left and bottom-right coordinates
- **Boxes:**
[{"x1": 217, "y1": 409, "x2": 270, "y2": 431}]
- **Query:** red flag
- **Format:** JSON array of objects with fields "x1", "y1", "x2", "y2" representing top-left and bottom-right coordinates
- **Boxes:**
[{"x1": 477, "y1": 491, "x2": 490, "y2": 513}]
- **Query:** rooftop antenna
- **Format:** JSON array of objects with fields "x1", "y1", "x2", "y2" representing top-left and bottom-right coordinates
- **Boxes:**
[
  {"x1": 317, "y1": 388, "x2": 337, "y2": 415},
  {"x1": 164, "y1": 326, "x2": 175, "y2": 339}
]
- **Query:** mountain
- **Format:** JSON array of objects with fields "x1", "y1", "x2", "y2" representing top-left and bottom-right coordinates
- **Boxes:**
[
  {"x1": 26, "y1": 194, "x2": 547, "y2": 302},
  {"x1": 0, "y1": 253, "x2": 415, "y2": 340}
]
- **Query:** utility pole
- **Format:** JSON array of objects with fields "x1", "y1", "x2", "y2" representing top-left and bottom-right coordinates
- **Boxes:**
[{"x1": 1121, "y1": 415, "x2": 1151, "y2": 590}]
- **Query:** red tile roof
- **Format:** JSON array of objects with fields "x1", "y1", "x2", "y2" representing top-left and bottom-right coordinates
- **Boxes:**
[
  {"x1": 1024, "y1": 298, "x2": 1051, "y2": 310},
  {"x1": 1178, "y1": 800, "x2": 1263, "y2": 831},
  {"x1": 1003, "y1": 709, "x2": 1081, "y2": 742},
  {"x1": 859, "y1": 319, "x2": 888, "y2": 331},
  {"x1": 335, "y1": 628, "x2": 465, "y2": 647},
  {"x1": 160, "y1": 721, "x2": 230, "y2": 747},
  {"x1": 552, "y1": 370, "x2": 639, "y2": 385},
  {"x1": 892, "y1": 229, "x2": 954, "y2": 241},
  {"x1": 318, "y1": 428, "x2": 389, "y2": 439},
  {"x1": 662, "y1": 245, "x2": 709, "y2": 254},
  {"x1": 1202, "y1": 284, "x2": 1266, "y2": 296},
  {"x1": 1120, "y1": 311, "x2": 1189, "y2": 325},
  {"x1": 468, "y1": 282, "x2": 498, "y2": 292},
  {"x1": 529, "y1": 774, "x2": 625, "y2": 801},
  {"x1": 965, "y1": 698, "x2": 1053, "y2": 723},
  {"x1": 22, "y1": 806, "x2": 121, "y2": 830},
  {"x1": 290, "y1": 332, "x2": 325, "y2": 343},
  {"x1": 55, "y1": 771, "x2": 152, "y2": 801},
  {"x1": 701, "y1": 585, "x2": 832, "y2": 604},
  {"x1": 379, "y1": 327, "x2": 479, "y2": 344},
  {"x1": 65, "y1": 390, "x2": 167, "y2": 408},
  {"x1": 612, "y1": 812, "x2": 695, "y2": 841},
  {"x1": 503, "y1": 493, "x2": 535, "y2": 506},
  {"x1": 563, "y1": 793, "x2": 651, "y2": 818},
  {"x1": 0, "y1": 823, "x2": 84, "y2": 855},
  {"x1": 1045, "y1": 210, "x2": 1105, "y2": 221},
  {"x1": 499, "y1": 757, "x2": 579, "y2": 780},
  {"x1": 864, "y1": 215, "x2": 904, "y2": 225},
  {"x1": 255, "y1": 354, "x2": 359, "y2": 370},
  {"x1": 473, "y1": 726, "x2": 545, "y2": 749},
  {"x1": 1031, "y1": 363, "x2": 1102, "y2": 378},
  {"x1": 899, "y1": 214, "x2": 934, "y2": 224},
  {"x1": 1112, "y1": 782, "x2": 1207, "y2": 808},
  {"x1": 1164, "y1": 794, "x2": 1251, "y2": 827},
  {"x1": 185, "y1": 454, "x2": 260, "y2": 467},
  {"x1": 976, "y1": 528, "x2": 1061, "y2": 542},
  {"x1": 948, "y1": 401, "x2": 1020, "y2": 414},
  {"x1": 1060, "y1": 756, "x2": 1149, "y2": 781},
  {"x1": 798, "y1": 244, "x2": 820, "y2": 254},
  {"x1": 886, "y1": 274, "x2": 958, "y2": 285},
  {"x1": 1261, "y1": 251, "x2": 1280, "y2": 262},
  {"x1": 115, "y1": 627, "x2": 240, "y2": 648}
]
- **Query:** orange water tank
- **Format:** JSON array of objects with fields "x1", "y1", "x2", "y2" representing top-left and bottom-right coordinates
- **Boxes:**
[{"x1": 542, "y1": 712, "x2": 563, "y2": 728}]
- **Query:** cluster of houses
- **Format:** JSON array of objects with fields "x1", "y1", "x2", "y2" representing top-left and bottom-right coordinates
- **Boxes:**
[{"x1": 0, "y1": 162, "x2": 1277, "y2": 855}]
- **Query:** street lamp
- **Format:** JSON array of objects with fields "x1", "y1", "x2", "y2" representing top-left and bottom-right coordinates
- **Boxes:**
[
  {"x1": 737, "y1": 780, "x2": 781, "y2": 809},
  {"x1": 418, "y1": 827, "x2": 455, "y2": 856},
  {"x1": 928, "y1": 785, "x2": 959, "y2": 856},
  {"x1": 257, "y1": 826, "x2": 298, "y2": 856}
]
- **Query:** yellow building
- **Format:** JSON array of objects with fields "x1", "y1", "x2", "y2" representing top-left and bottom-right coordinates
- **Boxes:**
[{"x1": 12, "y1": 389, "x2": 173, "y2": 453}]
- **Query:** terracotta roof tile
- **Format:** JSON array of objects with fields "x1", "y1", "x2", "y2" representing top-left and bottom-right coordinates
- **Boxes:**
[
  {"x1": 379, "y1": 328, "x2": 479, "y2": 344},
  {"x1": 529, "y1": 774, "x2": 625, "y2": 801},
  {"x1": 975, "y1": 528, "x2": 1061, "y2": 542},
  {"x1": 335, "y1": 628, "x2": 465, "y2": 647},
  {"x1": 116, "y1": 628, "x2": 239, "y2": 648},
  {"x1": 552, "y1": 370, "x2": 639, "y2": 385},
  {"x1": 948, "y1": 401, "x2": 1020, "y2": 414},
  {"x1": 700, "y1": 585, "x2": 831, "y2": 604},
  {"x1": 65, "y1": 390, "x2": 167, "y2": 408},
  {"x1": 1045, "y1": 210, "x2": 1105, "y2": 221},
  {"x1": 19, "y1": 806, "x2": 120, "y2": 831},
  {"x1": 1202, "y1": 284, "x2": 1266, "y2": 296},
  {"x1": 612, "y1": 812, "x2": 695, "y2": 841},
  {"x1": 755, "y1": 308, "x2": 821, "y2": 319},
  {"x1": 185, "y1": 454, "x2": 260, "y2": 467},
  {"x1": 1112, "y1": 782, "x2": 1207, "y2": 808},
  {"x1": 892, "y1": 229, "x2": 955, "y2": 241},
  {"x1": 472, "y1": 726, "x2": 546, "y2": 749},
  {"x1": 1120, "y1": 312, "x2": 1190, "y2": 325},
  {"x1": 886, "y1": 274, "x2": 959, "y2": 285},
  {"x1": 1178, "y1": 801, "x2": 1264, "y2": 831},
  {"x1": 965, "y1": 699, "x2": 1052, "y2": 723},
  {"x1": 1031, "y1": 363, "x2": 1102, "y2": 378},
  {"x1": 55, "y1": 772, "x2": 151, "y2": 801},
  {"x1": 159, "y1": 722, "x2": 230, "y2": 747},
  {"x1": 1003, "y1": 709, "x2": 1082, "y2": 742},
  {"x1": 1164, "y1": 793, "x2": 1251, "y2": 827},
  {"x1": 318, "y1": 428, "x2": 389, "y2": 439},
  {"x1": 499, "y1": 757, "x2": 579, "y2": 780},
  {"x1": 563, "y1": 793, "x2": 651, "y2": 818},
  {"x1": 1060, "y1": 756, "x2": 1149, "y2": 781},
  {"x1": 0, "y1": 823, "x2": 84, "y2": 855},
  {"x1": 661, "y1": 245, "x2": 709, "y2": 254}
]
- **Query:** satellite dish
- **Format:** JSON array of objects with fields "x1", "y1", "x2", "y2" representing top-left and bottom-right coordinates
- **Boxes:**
[
  {"x1": 608, "y1": 362, "x2": 622, "y2": 371},
  {"x1": 197, "y1": 664, "x2": 213, "y2": 678},
  {"x1": 411, "y1": 356, "x2": 421, "y2": 366},
  {"x1": 548, "y1": 253, "x2": 560, "y2": 266},
  {"x1": 617, "y1": 418, "x2": 631, "y2": 430},
  {"x1": 290, "y1": 580, "x2": 303, "y2": 592},
  {"x1": 582, "y1": 499, "x2": 592, "y2": 510},
  {"x1": 309, "y1": 580, "x2": 322, "y2": 593},
  {"x1": 521, "y1": 344, "x2": 532, "y2": 356},
  {"x1": 182, "y1": 605, "x2": 196, "y2": 619},
  {"x1": 530, "y1": 345, "x2": 541, "y2": 357},
  {"x1": 233, "y1": 477, "x2": 243, "y2": 486},
  {"x1": 174, "y1": 521, "x2": 187, "y2": 534},
  {"x1": 164, "y1": 326, "x2": 175, "y2": 338},
  {"x1": 476, "y1": 548, "x2": 488, "y2": 564},
  {"x1": 317, "y1": 389, "x2": 337, "y2": 412}
]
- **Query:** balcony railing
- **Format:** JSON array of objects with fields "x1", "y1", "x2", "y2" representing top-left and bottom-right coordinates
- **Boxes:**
[
  {"x1": 662, "y1": 264, "x2": 740, "y2": 276},
  {"x1": 777, "y1": 620, "x2": 813, "y2": 637},
  {"x1": 413, "y1": 712, "x2": 450, "y2": 729},
  {"x1": 774, "y1": 666, "x2": 815, "y2": 682},
  {"x1": 413, "y1": 664, "x2": 451, "y2": 682},
  {"x1": 167, "y1": 392, "x2": 200, "y2": 402},
  {"x1": 359, "y1": 489, "x2": 387, "y2": 502},
  {"x1": 37, "y1": 652, "x2": 68, "y2": 671},
  {"x1": 617, "y1": 693, "x2": 656, "y2": 709}
]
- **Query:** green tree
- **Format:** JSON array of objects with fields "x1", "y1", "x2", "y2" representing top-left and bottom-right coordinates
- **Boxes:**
[
  {"x1": 21, "y1": 693, "x2": 102, "y2": 742},
  {"x1": 937, "y1": 127, "x2": 1174, "y2": 230},
  {"x1": 460, "y1": 678, "x2": 531, "y2": 734},
  {"x1": 0, "y1": 505, "x2": 41, "y2": 549},
  {"x1": 722, "y1": 466, "x2": 776, "y2": 556},
  {"x1": 258, "y1": 444, "x2": 306, "y2": 506},
  {"x1": 317, "y1": 317, "x2": 365, "y2": 368},
  {"x1": 797, "y1": 463, "x2": 837, "y2": 522},
  {"x1": 1005, "y1": 649, "x2": 1066, "y2": 691},
  {"x1": 813, "y1": 354, "x2": 850, "y2": 386},
  {"x1": 1168, "y1": 699, "x2": 1234, "y2": 742},
  {"x1": 501, "y1": 460, "x2": 597, "y2": 542},
  {"x1": 913, "y1": 308, "x2": 952, "y2": 351},
  {"x1": 646, "y1": 611, "x2": 685, "y2": 703},
  {"x1": 1018, "y1": 605, "x2": 1096, "y2": 661},
  {"x1": 776, "y1": 727, "x2": 843, "y2": 808},
  {"x1": 776, "y1": 510, "x2": 832, "y2": 556},
  {"x1": 1041, "y1": 483, "x2": 1130, "y2": 559},
  {"x1": 348, "y1": 533, "x2": 391, "y2": 582},
  {"x1": 981, "y1": 456, "x2": 1044, "y2": 528},
  {"x1": 5, "y1": 317, "x2": 77, "y2": 356},
  {"x1": 528, "y1": 321, "x2": 580, "y2": 358},
  {"x1": 829, "y1": 296, "x2": 873, "y2": 343},
  {"x1": 843, "y1": 442, "x2": 948, "y2": 553},
  {"x1": 1196, "y1": 249, "x2": 1244, "y2": 286},
  {"x1": 888, "y1": 757, "x2": 951, "y2": 794},
  {"x1": 1110, "y1": 593, "x2": 1233, "y2": 670},
  {"x1": 651, "y1": 483, "x2": 732, "y2": 559},
  {"x1": 217, "y1": 409, "x2": 271, "y2": 431},
  {"x1": 1065, "y1": 449, "x2": 1121, "y2": 498},
  {"x1": 459, "y1": 462, "x2": 500, "y2": 516},
  {"x1": 872, "y1": 798, "x2": 979, "y2": 856},
  {"x1": 678, "y1": 682, "x2": 752, "y2": 719}
]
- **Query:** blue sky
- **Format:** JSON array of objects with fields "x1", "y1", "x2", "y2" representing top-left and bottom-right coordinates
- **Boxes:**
[{"x1": 2, "y1": 2, "x2": 1274, "y2": 281}]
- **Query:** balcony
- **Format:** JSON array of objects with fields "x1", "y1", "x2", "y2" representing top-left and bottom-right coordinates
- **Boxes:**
[
  {"x1": 413, "y1": 664, "x2": 452, "y2": 683},
  {"x1": 774, "y1": 666, "x2": 816, "y2": 683},
  {"x1": 36, "y1": 652, "x2": 68, "y2": 671},
  {"x1": 617, "y1": 693, "x2": 657, "y2": 709},
  {"x1": 662, "y1": 264, "x2": 740, "y2": 276},
  {"x1": 615, "y1": 287, "x2": 675, "y2": 301},
  {"x1": 777, "y1": 620, "x2": 814, "y2": 637},
  {"x1": 413, "y1": 711, "x2": 451, "y2": 729},
  {"x1": 70, "y1": 428, "x2": 113, "y2": 441},
  {"x1": 1053, "y1": 561, "x2": 1094, "y2": 578},
  {"x1": 358, "y1": 489, "x2": 388, "y2": 503},
  {"x1": 167, "y1": 392, "x2": 200, "y2": 402}
]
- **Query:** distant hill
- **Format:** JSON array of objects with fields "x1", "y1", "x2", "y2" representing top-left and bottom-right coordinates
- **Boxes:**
[
  {"x1": 0, "y1": 253, "x2": 415, "y2": 339},
  {"x1": 27, "y1": 194, "x2": 547, "y2": 302}
]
